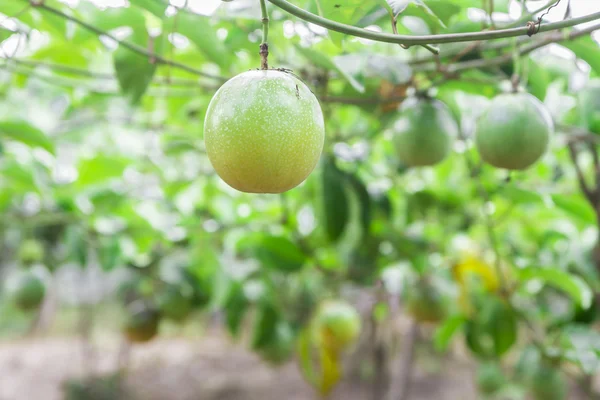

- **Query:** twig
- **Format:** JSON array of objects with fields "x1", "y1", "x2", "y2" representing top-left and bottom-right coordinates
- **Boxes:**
[
  {"x1": 35, "y1": 2, "x2": 226, "y2": 81},
  {"x1": 567, "y1": 142, "x2": 597, "y2": 204},
  {"x1": 386, "y1": 320, "x2": 419, "y2": 400},
  {"x1": 267, "y1": 0, "x2": 600, "y2": 45},
  {"x1": 259, "y1": 0, "x2": 269, "y2": 69}
]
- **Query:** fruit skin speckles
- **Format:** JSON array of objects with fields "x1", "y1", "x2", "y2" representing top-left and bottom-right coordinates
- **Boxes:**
[
  {"x1": 204, "y1": 70, "x2": 325, "y2": 194},
  {"x1": 475, "y1": 92, "x2": 553, "y2": 170}
]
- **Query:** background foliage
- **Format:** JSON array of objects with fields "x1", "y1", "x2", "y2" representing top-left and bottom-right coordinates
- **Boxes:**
[{"x1": 1, "y1": 0, "x2": 600, "y2": 399}]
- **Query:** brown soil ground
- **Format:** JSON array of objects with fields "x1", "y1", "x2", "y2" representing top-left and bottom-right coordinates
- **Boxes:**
[{"x1": 0, "y1": 333, "x2": 480, "y2": 400}]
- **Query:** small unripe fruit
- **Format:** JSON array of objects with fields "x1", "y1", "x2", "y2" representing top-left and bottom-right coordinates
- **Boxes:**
[
  {"x1": 475, "y1": 93, "x2": 553, "y2": 170},
  {"x1": 11, "y1": 272, "x2": 45, "y2": 311},
  {"x1": 123, "y1": 304, "x2": 161, "y2": 343},
  {"x1": 17, "y1": 239, "x2": 44, "y2": 265},
  {"x1": 204, "y1": 70, "x2": 325, "y2": 193},
  {"x1": 313, "y1": 300, "x2": 361, "y2": 351},
  {"x1": 392, "y1": 97, "x2": 457, "y2": 167}
]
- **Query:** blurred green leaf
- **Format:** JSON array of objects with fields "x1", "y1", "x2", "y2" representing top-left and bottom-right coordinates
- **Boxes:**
[
  {"x1": 551, "y1": 194, "x2": 596, "y2": 224},
  {"x1": 0, "y1": 120, "x2": 54, "y2": 154},
  {"x1": 465, "y1": 297, "x2": 517, "y2": 358},
  {"x1": 113, "y1": 31, "x2": 162, "y2": 105},
  {"x1": 255, "y1": 235, "x2": 308, "y2": 272},
  {"x1": 434, "y1": 314, "x2": 466, "y2": 352},
  {"x1": 76, "y1": 155, "x2": 129, "y2": 188},
  {"x1": 322, "y1": 158, "x2": 350, "y2": 242},
  {"x1": 519, "y1": 267, "x2": 593, "y2": 309},
  {"x1": 224, "y1": 283, "x2": 248, "y2": 337},
  {"x1": 98, "y1": 236, "x2": 122, "y2": 272}
]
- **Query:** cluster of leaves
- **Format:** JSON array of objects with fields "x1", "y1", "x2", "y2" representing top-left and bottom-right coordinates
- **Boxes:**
[{"x1": 0, "y1": 0, "x2": 600, "y2": 397}]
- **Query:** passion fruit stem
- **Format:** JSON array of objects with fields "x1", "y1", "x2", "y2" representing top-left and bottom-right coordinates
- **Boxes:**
[
  {"x1": 266, "y1": 0, "x2": 600, "y2": 46},
  {"x1": 259, "y1": 0, "x2": 270, "y2": 70}
]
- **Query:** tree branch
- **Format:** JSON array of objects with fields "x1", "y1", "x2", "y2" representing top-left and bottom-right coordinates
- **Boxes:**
[
  {"x1": 35, "y1": 2, "x2": 226, "y2": 82},
  {"x1": 567, "y1": 142, "x2": 597, "y2": 204},
  {"x1": 267, "y1": 0, "x2": 600, "y2": 45}
]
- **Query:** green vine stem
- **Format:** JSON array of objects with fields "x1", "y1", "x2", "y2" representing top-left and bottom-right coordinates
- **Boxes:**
[
  {"x1": 267, "y1": 0, "x2": 600, "y2": 46},
  {"x1": 259, "y1": 0, "x2": 269, "y2": 69}
]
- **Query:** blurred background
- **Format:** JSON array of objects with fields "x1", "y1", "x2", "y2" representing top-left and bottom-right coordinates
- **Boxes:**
[{"x1": 1, "y1": 0, "x2": 600, "y2": 399}]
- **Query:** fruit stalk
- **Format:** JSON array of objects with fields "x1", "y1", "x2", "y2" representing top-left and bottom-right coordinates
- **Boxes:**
[{"x1": 260, "y1": 0, "x2": 269, "y2": 70}]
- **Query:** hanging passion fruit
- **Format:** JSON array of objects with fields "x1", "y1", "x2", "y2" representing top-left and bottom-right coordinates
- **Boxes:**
[
  {"x1": 392, "y1": 97, "x2": 457, "y2": 167},
  {"x1": 475, "y1": 92, "x2": 553, "y2": 170},
  {"x1": 204, "y1": 70, "x2": 325, "y2": 193}
]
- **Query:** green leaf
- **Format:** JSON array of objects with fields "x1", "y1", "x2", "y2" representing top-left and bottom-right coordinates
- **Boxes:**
[
  {"x1": 551, "y1": 194, "x2": 596, "y2": 224},
  {"x1": 65, "y1": 226, "x2": 88, "y2": 267},
  {"x1": 251, "y1": 302, "x2": 280, "y2": 350},
  {"x1": 295, "y1": 45, "x2": 365, "y2": 93},
  {"x1": 0, "y1": 120, "x2": 54, "y2": 154},
  {"x1": 255, "y1": 235, "x2": 308, "y2": 272},
  {"x1": 465, "y1": 297, "x2": 517, "y2": 358},
  {"x1": 527, "y1": 58, "x2": 550, "y2": 101},
  {"x1": 317, "y1": 0, "x2": 378, "y2": 45},
  {"x1": 322, "y1": 158, "x2": 349, "y2": 242},
  {"x1": 129, "y1": 0, "x2": 169, "y2": 18},
  {"x1": 173, "y1": 12, "x2": 232, "y2": 70},
  {"x1": 434, "y1": 314, "x2": 466, "y2": 352},
  {"x1": 224, "y1": 283, "x2": 248, "y2": 337},
  {"x1": 562, "y1": 36, "x2": 600, "y2": 77},
  {"x1": 346, "y1": 173, "x2": 372, "y2": 236},
  {"x1": 399, "y1": 1, "x2": 447, "y2": 31},
  {"x1": 98, "y1": 236, "x2": 122, "y2": 272},
  {"x1": 499, "y1": 186, "x2": 543, "y2": 204},
  {"x1": 519, "y1": 267, "x2": 593, "y2": 309},
  {"x1": 76, "y1": 155, "x2": 130, "y2": 188},
  {"x1": 113, "y1": 31, "x2": 161, "y2": 105}
]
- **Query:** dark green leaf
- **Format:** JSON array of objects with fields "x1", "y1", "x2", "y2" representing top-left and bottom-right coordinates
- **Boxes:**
[
  {"x1": 98, "y1": 236, "x2": 122, "y2": 272},
  {"x1": 251, "y1": 302, "x2": 280, "y2": 350},
  {"x1": 322, "y1": 158, "x2": 349, "y2": 242},
  {"x1": 113, "y1": 31, "x2": 162, "y2": 105},
  {"x1": 255, "y1": 235, "x2": 308, "y2": 272},
  {"x1": 224, "y1": 283, "x2": 248, "y2": 337}
]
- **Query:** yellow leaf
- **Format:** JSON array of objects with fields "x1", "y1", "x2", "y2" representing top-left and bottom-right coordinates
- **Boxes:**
[
  {"x1": 318, "y1": 345, "x2": 342, "y2": 397},
  {"x1": 452, "y1": 255, "x2": 499, "y2": 292}
]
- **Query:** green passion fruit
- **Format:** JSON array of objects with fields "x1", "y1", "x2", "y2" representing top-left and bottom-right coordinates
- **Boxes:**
[
  {"x1": 475, "y1": 92, "x2": 553, "y2": 170},
  {"x1": 17, "y1": 239, "x2": 45, "y2": 265},
  {"x1": 392, "y1": 97, "x2": 457, "y2": 167},
  {"x1": 11, "y1": 272, "x2": 45, "y2": 311},
  {"x1": 204, "y1": 70, "x2": 325, "y2": 194},
  {"x1": 313, "y1": 300, "x2": 361, "y2": 350},
  {"x1": 123, "y1": 304, "x2": 161, "y2": 343}
]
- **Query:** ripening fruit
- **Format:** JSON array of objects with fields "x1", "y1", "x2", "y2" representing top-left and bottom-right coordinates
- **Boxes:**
[
  {"x1": 475, "y1": 93, "x2": 553, "y2": 170},
  {"x1": 17, "y1": 239, "x2": 45, "y2": 265},
  {"x1": 204, "y1": 70, "x2": 325, "y2": 194},
  {"x1": 11, "y1": 272, "x2": 45, "y2": 311},
  {"x1": 157, "y1": 287, "x2": 192, "y2": 322},
  {"x1": 313, "y1": 300, "x2": 361, "y2": 351},
  {"x1": 392, "y1": 97, "x2": 457, "y2": 167},
  {"x1": 529, "y1": 363, "x2": 567, "y2": 400},
  {"x1": 123, "y1": 305, "x2": 161, "y2": 343}
]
